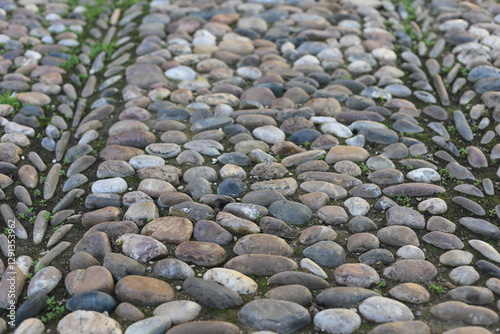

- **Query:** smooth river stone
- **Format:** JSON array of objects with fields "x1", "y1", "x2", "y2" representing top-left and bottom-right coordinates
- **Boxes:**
[
  {"x1": 44, "y1": 163, "x2": 61, "y2": 200},
  {"x1": 238, "y1": 299, "x2": 310, "y2": 334},
  {"x1": 153, "y1": 300, "x2": 201, "y2": 324},
  {"x1": 27, "y1": 266, "x2": 61, "y2": 296},
  {"x1": 175, "y1": 241, "x2": 226, "y2": 267},
  {"x1": 303, "y1": 241, "x2": 345, "y2": 268},
  {"x1": 386, "y1": 206, "x2": 425, "y2": 229},
  {"x1": 165, "y1": 321, "x2": 239, "y2": 334},
  {"x1": 468, "y1": 239, "x2": 500, "y2": 263},
  {"x1": 325, "y1": 145, "x2": 369, "y2": 164},
  {"x1": 430, "y1": 301, "x2": 499, "y2": 325},
  {"x1": 115, "y1": 275, "x2": 174, "y2": 306},
  {"x1": 316, "y1": 287, "x2": 380, "y2": 308},
  {"x1": 216, "y1": 212, "x2": 260, "y2": 235},
  {"x1": 141, "y1": 216, "x2": 193, "y2": 244},
  {"x1": 459, "y1": 217, "x2": 500, "y2": 239},
  {"x1": 183, "y1": 277, "x2": 243, "y2": 309},
  {"x1": 452, "y1": 197, "x2": 485, "y2": 216},
  {"x1": 233, "y1": 234, "x2": 293, "y2": 256},
  {"x1": 268, "y1": 271, "x2": 329, "y2": 290},
  {"x1": 224, "y1": 254, "x2": 298, "y2": 276},
  {"x1": 116, "y1": 233, "x2": 168, "y2": 263},
  {"x1": 382, "y1": 183, "x2": 445, "y2": 196},
  {"x1": 57, "y1": 310, "x2": 121, "y2": 334},
  {"x1": 300, "y1": 181, "x2": 348, "y2": 199},
  {"x1": 384, "y1": 260, "x2": 437, "y2": 282},
  {"x1": 313, "y1": 309, "x2": 361, "y2": 334},
  {"x1": 369, "y1": 321, "x2": 431, "y2": 334},
  {"x1": 106, "y1": 130, "x2": 156, "y2": 149}
]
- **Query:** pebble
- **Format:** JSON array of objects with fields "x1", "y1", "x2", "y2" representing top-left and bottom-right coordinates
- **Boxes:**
[
  {"x1": 449, "y1": 266, "x2": 481, "y2": 286},
  {"x1": 204, "y1": 268, "x2": 257, "y2": 294},
  {"x1": 225, "y1": 254, "x2": 297, "y2": 276},
  {"x1": 384, "y1": 260, "x2": 437, "y2": 282},
  {"x1": 440, "y1": 250, "x2": 473, "y2": 267},
  {"x1": 316, "y1": 287, "x2": 379, "y2": 308},
  {"x1": 313, "y1": 309, "x2": 361, "y2": 334},
  {"x1": 166, "y1": 321, "x2": 239, "y2": 334},
  {"x1": 66, "y1": 291, "x2": 117, "y2": 313},
  {"x1": 154, "y1": 300, "x2": 201, "y2": 324},
  {"x1": 57, "y1": 311, "x2": 121, "y2": 334},
  {"x1": 117, "y1": 233, "x2": 168, "y2": 263},
  {"x1": 27, "y1": 266, "x2": 61, "y2": 296},
  {"x1": 430, "y1": 301, "x2": 499, "y2": 325},
  {"x1": 116, "y1": 275, "x2": 174, "y2": 306},
  {"x1": 369, "y1": 321, "x2": 431, "y2": 334},
  {"x1": 359, "y1": 296, "x2": 414, "y2": 322},
  {"x1": 303, "y1": 240, "x2": 345, "y2": 268},
  {"x1": 238, "y1": 299, "x2": 310, "y2": 333},
  {"x1": 389, "y1": 283, "x2": 430, "y2": 304},
  {"x1": 268, "y1": 271, "x2": 329, "y2": 290},
  {"x1": 124, "y1": 315, "x2": 172, "y2": 334},
  {"x1": 183, "y1": 277, "x2": 243, "y2": 309}
]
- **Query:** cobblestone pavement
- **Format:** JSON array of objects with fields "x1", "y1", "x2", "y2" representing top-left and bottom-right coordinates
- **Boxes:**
[{"x1": 1, "y1": 0, "x2": 500, "y2": 333}]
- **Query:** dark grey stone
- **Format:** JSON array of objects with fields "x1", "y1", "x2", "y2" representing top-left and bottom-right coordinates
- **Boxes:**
[
  {"x1": 238, "y1": 299, "x2": 310, "y2": 334},
  {"x1": 303, "y1": 241, "x2": 345, "y2": 267},
  {"x1": 268, "y1": 200, "x2": 312, "y2": 225},
  {"x1": 66, "y1": 291, "x2": 117, "y2": 313},
  {"x1": 183, "y1": 277, "x2": 243, "y2": 309}
]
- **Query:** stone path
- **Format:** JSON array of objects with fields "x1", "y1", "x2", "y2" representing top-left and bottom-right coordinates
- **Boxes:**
[{"x1": 0, "y1": 0, "x2": 500, "y2": 333}]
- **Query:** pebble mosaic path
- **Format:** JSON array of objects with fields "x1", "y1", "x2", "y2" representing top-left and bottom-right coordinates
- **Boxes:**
[{"x1": 1, "y1": 0, "x2": 500, "y2": 333}]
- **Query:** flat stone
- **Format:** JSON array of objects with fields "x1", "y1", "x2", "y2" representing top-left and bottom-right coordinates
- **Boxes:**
[
  {"x1": 422, "y1": 231, "x2": 464, "y2": 249},
  {"x1": 115, "y1": 275, "x2": 174, "y2": 306},
  {"x1": 383, "y1": 183, "x2": 445, "y2": 197},
  {"x1": 389, "y1": 283, "x2": 430, "y2": 304},
  {"x1": 386, "y1": 206, "x2": 425, "y2": 229},
  {"x1": 447, "y1": 286, "x2": 494, "y2": 305},
  {"x1": 459, "y1": 218, "x2": 500, "y2": 238},
  {"x1": 430, "y1": 301, "x2": 499, "y2": 325},
  {"x1": 384, "y1": 260, "x2": 437, "y2": 282},
  {"x1": 377, "y1": 226, "x2": 420, "y2": 247},
  {"x1": 124, "y1": 315, "x2": 172, "y2": 334},
  {"x1": 153, "y1": 300, "x2": 201, "y2": 324},
  {"x1": 238, "y1": 299, "x2": 310, "y2": 334},
  {"x1": 369, "y1": 321, "x2": 431, "y2": 334},
  {"x1": 440, "y1": 250, "x2": 473, "y2": 267},
  {"x1": 165, "y1": 321, "x2": 239, "y2": 334},
  {"x1": 334, "y1": 263, "x2": 380, "y2": 288},
  {"x1": 268, "y1": 200, "x2": 312, "y2": 225},
  {"x1": 316, "y1": 287, "x2": 380, "y2": 308},
  {"x1": 314, "y1": 309, "x2": 361, "y2": 334},
  {"x1": 268, "y1": 271, "x2": 329, "y2": 290},
  {"x1": 325, "y1": 146, "x2": 369, "y2": 164},
  {"x1": 142, "y1": 216, "x2": 193, "y2": 244},
  {"x1": 224, "y1": 254, "x2": 297, "y2": 276},
  {"x1": 175, "y1": 241, "x2": 226, "y2": 267},
  {"x1": 233, "y1": 234, "x2": 293, "y2": 256},
  {"x1": 203, "y1": 268, "x2": 257, "y2": 295},
  {"x1": 303, "y1": 241, "x2": 345, "y2": 268},
  {"x1": 300, "y1": 181, "x2": 348, "y2": 200},
  {"x1": 154, "y1": 258, "x2": 194, "y2": 280},
  {"x1": 66, "y1": 291, "x2": 117, "y2": 313},
  {"x1": 57, "y1": 311, "x2": 121, "y2": 334},
  {"x1": 116, "y1": 233, "x2": 168, "y2": 263},
  {"x1": 183, "y1": 277, "x2": 243, "y2": 309},
  {"x1": 469, "y1": 239, "x2": 500, "y2": 263}
]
